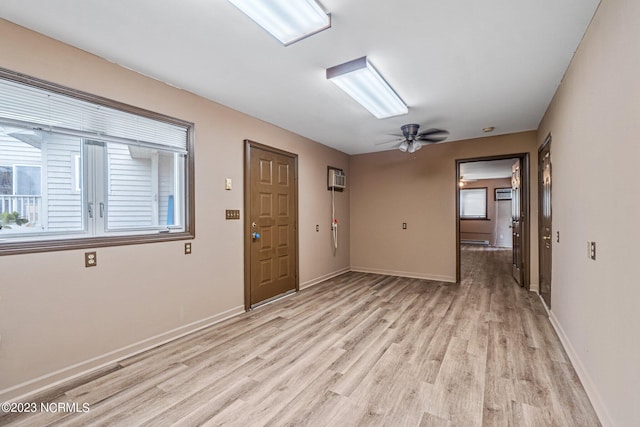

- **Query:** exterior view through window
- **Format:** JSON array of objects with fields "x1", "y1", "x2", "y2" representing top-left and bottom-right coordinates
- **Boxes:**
[{"x1": 0, "y1": 70, "x2": 194, "y2": 254}]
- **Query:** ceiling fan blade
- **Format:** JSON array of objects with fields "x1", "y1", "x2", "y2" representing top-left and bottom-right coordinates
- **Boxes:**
[
  {"x1": 417, "y1": 128, "x2": 449, "y2": 137},
  {"x1": 375, "y1": 137, "x2": 405, "y2": 146},
  {"x1": 417, "y1": 134, "x2": 448, "y2": 143}
]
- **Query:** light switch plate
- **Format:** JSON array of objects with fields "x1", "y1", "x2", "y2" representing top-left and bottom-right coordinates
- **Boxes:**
[{"x1": 225, "y1": 178, "x2": 232, "y2": 190}]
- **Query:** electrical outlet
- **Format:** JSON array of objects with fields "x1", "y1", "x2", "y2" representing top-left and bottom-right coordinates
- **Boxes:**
[
  {"x1": 402, "y1": 222, "x2": 407, "y2": 230},
  {"x1": 316, "y1": 224, "x2": 319, "y2": 232},
  {"x1": 588, "y1": 241, "x2": 596, "y2": 260},
  {"x1": 184, "y1": 242, "x2": 192, "y2": 255},
  {"x1": 85, "y1": 251, "x2": 97, "y2": 267}
]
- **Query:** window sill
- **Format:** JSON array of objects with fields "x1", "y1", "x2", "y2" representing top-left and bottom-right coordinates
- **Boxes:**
[{"x1": 0, "y1": 231, "x2": 194, "y2": 256}]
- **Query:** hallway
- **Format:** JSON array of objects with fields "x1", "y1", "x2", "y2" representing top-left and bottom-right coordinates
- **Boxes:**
[{"x1": 1, "y1": 247, "x2": 599, "y2": 426}]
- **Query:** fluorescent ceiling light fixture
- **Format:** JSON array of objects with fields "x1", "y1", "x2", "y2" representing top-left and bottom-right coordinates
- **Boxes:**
[
  {"x1": 326, "y1": 56, "x2": 408, "y2": 119},
  {"x1": 228, "y1": 0, "x2": 331, "y2": 46}
]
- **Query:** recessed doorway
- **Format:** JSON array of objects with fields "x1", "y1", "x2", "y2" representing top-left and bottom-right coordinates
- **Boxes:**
[{"x1": 456, "y1": 154, "x2": 530, "y2": 288}]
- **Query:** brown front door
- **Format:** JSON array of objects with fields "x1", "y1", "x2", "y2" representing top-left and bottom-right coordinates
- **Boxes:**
[
  {"x1": 245, "y1": 141, "x2": 298, "y2": 308},
  {"x1": 539, "y1": 137, "x2": 552, "y2": 307},
  {"x1": 511, "y1": 159, "x2": 523, "y2": 286}
]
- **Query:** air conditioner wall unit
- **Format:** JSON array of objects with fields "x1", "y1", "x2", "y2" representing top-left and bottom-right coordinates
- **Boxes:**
[{"x1": 328, "y1": 167, "x2": 346, "y2": 190}]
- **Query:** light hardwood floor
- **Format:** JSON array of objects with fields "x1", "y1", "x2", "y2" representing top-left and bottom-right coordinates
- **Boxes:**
[{"x1": 1, "y1": 246, "x2": 600, "y2": 426}]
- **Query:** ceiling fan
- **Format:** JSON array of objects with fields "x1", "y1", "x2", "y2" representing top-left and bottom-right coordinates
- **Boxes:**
[{"x1": 379, "y1": 124, "x2": 449, "y2": 153}]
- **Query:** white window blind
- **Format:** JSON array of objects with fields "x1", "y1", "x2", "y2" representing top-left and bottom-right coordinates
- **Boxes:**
[
  {"x1": 0, "y1": 78, "x2": 187, "y2": 153},
  {"x1": 460, "y1": 188, "x2": 487, "y2": 218}
]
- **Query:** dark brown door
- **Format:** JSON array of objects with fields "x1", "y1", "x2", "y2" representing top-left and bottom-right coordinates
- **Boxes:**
[
  {"x1": 246, "y1": 142, "x2": 298, "y2": 308},
  {"x1": 539, "y1": 138, "x2": 552, "y2": 307},
  {"x1": 511, "y1": 159, "x2": 523, "y2": 286}
]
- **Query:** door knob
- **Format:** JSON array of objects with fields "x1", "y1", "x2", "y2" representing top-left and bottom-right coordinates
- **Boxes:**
[
  {"x1": 543, "y1": 236, "x2": 551, "y2": 240},
  {"x1": 252, "y1": 232, "x2": 261, "y2": 239}
]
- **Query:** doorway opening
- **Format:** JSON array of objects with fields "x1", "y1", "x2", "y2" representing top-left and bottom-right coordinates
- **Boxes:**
[{"x1": 456, "y1": 154, "x2": 530, "y2": 289}]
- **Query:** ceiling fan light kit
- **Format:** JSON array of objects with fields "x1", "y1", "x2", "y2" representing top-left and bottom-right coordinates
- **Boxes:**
[
  {"x1": 378, "y1": 123, "x2": 450, "y2": 154},
  {"x1": 228, "y1": 0, "x2": 331, "y2": 46},
  {"x1": 326, "y1": 56, "x2": 408, "y2": 119}
]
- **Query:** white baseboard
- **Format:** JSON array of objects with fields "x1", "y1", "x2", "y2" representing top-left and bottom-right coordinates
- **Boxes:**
[
  {"x1": 547, "y1": 308, "x2": 613, "y2": 427},
  {"x1": 300, "y1": 267, "x2": 350, "y2": 290},
  {"x1": 350, "y1": 266, "x2": 456, "y2": 283},
  {"x1": 0, "y1": 305, "x2": 245, "y2": 402}
]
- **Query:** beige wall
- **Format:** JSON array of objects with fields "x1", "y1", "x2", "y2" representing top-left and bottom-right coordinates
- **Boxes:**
[
  {"x1": 460, "y1": 178, "x2": 512, "y2": 245},
  {"x1": 6, "y1": 2, "x2": 636, "y2": 421},
  {"x1": 349, "y1": 132, "x2": 538, "y2": 284},
  {"x1": 0, "y1": 20, "x2": 349, "y2": 399},
  {"x1": 537, "y1": 0, "x2": 639, "y2": 424}
]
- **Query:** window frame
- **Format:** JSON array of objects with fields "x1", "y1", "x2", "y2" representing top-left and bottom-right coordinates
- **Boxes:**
[
  {"x1": 459, "y1": 187, "x2": 489, "y2": 220},
  {"x1": 0, "y1": 67, "x2": 195, "y2": 256}
]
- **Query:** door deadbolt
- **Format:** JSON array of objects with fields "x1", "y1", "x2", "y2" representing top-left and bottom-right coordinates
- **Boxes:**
[{"x1": 252, "y1": 222, "x2": 257, "y2": 228}]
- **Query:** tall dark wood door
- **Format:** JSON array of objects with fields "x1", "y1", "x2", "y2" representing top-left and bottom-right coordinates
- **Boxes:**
[
  {"x1": 511, "y1": 159, "x2": 524, "y2": 286},
  {"x1": 246, "y1": 143, "x2": 298, "y2": 308},
  {"x1": 539, "y1": 138, "x2": 552, "y2": 307}
]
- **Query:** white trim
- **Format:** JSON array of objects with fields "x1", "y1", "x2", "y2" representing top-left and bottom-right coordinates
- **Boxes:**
[
  {"x1": 0, "y1": 305, "x2": 245, "y2": 402},
  {"x1": 350, "y1": 266, "x2": 456, "y2": 283},
  {"x1": 299, "y1": 267, "x2": 350, "y2": 290},
  {"x1": 547, "y1": 307, "x2": 613, "y2": 427}
]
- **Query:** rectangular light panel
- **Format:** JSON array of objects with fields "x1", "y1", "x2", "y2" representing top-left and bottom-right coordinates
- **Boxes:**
[
  {"x1": 326, "y1": 56, "x2": 408, "y2": 119},
  {"x1": 229, "y1": 0, "x2": 331, "y2": 46}
]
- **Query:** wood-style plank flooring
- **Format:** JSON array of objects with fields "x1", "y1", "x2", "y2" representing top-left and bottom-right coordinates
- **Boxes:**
[{"x1": 1, "y1": 246, "x2": 600, "y2": 426}]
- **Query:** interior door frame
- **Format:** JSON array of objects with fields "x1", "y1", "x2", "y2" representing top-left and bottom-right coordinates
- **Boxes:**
[
  {"x1": 455, "y1": 152, "x2": 531, "y2": 289},
  {"x1": 243, "y1": 140, "x2": 299, "y2": 311}
]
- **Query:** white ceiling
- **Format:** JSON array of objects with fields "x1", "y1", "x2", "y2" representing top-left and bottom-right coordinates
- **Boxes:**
[
  {"x1": 460, "y1": 159, "x2": 517, "y2": 180},
  {"x1": 0, "y1": 0, "x2": 600, "y2": 155}
]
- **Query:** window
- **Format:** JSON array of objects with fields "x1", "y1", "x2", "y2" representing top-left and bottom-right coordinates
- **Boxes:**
[
  {"x1": 0, "y1": 165, "x2": 12, "y2": 195},
  {"x1": 15, "y1": 165, "x2": 41, "y2": 195},
  {"x1": 0, "y1": 69, "x2": 194, "y2": 254},
  {"x1": 460, "y1": 188, "x2": 488, "y2": 219}
]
